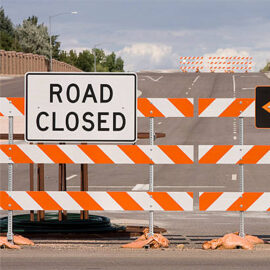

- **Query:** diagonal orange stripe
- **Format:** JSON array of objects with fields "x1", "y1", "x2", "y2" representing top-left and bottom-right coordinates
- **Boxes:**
[
  {"x1": 7, "y1": 97, "x2": 25, "y2": 115},
  {"x1": 0, "y1": 112, "x2": 3, "y2": 116},
  {"x1": 219, "y1": 99, "x2": 254, "y2": 117},
  {"x1": 199, "y1": 192, "x2": 223, "y2": 211},
  {"x1": 158, "y1": 145, "x2": 193, "y2": 164},
  {"x1": 199, "y1": 145, "x2": 233, "y2": 164},
  {"x1": 0, "y1": 145, "x2": 33, "y2": 163},
  {"x1": 78, "y1": 145, "x2": 114, "y2": 164},
  {"x1": 118, "y1": 145, "x2": 153, "y2": 164},
  {"x1": 108, "y1": 192, "x2": 143, "y2": 211},
  {"x1": 168, "y1": 98, "x2": 193, "y2": 117},
  {"x1": 187, "y1": 192, "x2": 193, "y2": 198},
  {"x1": 0, "y1": 191, "x2": 23, "y2": 210},
  {"x1": 138, "y1": 98, "x2": 165, "y2": 117},
  {"x1": 67, "y1": 192, "x2": 104, "y2": 210},
  {"x1": 227, "y1": 193, "x2": 263, "y2": 211},
  {"x1": 237, "y1": 146, "x2": 270, "y2": 164},
  {"x1": 38, "y1": 145, "x2": 73, "y2": 163},
  {"x1": 198, "y1": 99, "x2": 215, "y2": 115},
  {"x1": 149, "y1": 192, "x2": 184, "y2": 211},
  {"x1": 27, "y1": 191, "x2": 63, "y2": 210}
]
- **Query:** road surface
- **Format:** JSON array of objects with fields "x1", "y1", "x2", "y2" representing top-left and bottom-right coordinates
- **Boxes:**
[{"x1": 0, "y1": 72, "x2": 270, "y2": 238}]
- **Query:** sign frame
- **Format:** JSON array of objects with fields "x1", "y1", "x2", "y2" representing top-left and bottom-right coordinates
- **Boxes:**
[
  {"x1": 255, "y1": 85, "x2": 270, "y2": 129},
  {"x1": 25, "y1": 72, "x2": 137, "y2": 143}
]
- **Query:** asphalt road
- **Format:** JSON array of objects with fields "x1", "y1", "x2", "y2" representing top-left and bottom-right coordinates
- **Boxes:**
[
  {"x1": 1, "y1": 246, "x2": 270, "y2": 270},
  {"x1": 0, "y1": 72, "x2": 270, "y2": 237}
]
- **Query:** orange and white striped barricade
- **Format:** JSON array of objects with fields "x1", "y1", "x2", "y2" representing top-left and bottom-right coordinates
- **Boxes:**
[
  {"x1": 198, "y1": 145, "x2": 270, "y2": 164},
  {"x1": 0, "y1": 97, "x2": 24, "y2": 117},
  {"x1": 0, "y1": 191, "x2": 194, "y2": 211},
  {"x1": 0, "y1": 144, "x2": 194, "y2": 164},
  {"x1": 0, "y1": 97, "x2": 194, "y2": 238},
  {"x1": 199, "y1": 192, "x2": 270, "y2": 211},
  {"x1": 198, "y1": 98, "x2": 255, "y2": 117},
  {"x1": 0, "y1": 97, "x2": 194, "y2": 118}
]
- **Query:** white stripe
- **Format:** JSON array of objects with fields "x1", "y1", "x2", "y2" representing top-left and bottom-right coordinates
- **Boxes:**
[
  {"x1": 88, "y1": 192, "x2": 123, "y2": 210},
  {"x1": 199, "y1": 99, "x2": 234, "y2": 117},
  {"x1": 168, "y1": 192, "x2": 193, "y2": 211},
  {"x1": 149, "y1": 98, "x2": 184, "y2": 117},
  {"x1": 217, "y1": 146, "x2": 252, "y2": 164},
  {"x1": 257, "y1": 151, "x2": 270, "y2": 164},
  {"x1": 47, "y1": 192, "x2": 82, "y2": 210},
  {"x1": 0, "y1": 149, "x2": 11, "y2": 163},
  {"x1": 178, "y1": 145, "x2": 194, "y2": 161},
  {"x1": 198, "y1": 145, "x2": 213, "y2": 160},
  {"x1": 139, "y1": 146, "x2": 174, "y2": 164},
  {"x1": 128, "y1": 192, "x2": 163, "y2": 211},
  {"x1": 137, "y1": 110, "x2": 144, "y2": 117},
  {"x1": 58, "y1": 145, "x2": 94, "y2": 164},
  {"x1": 0, "y1": 99, "x2": 23, "y2": 116},
  {"x1": 98, "y1": 145, "x2": 134, "y2": 164},
  {"x1": 187, "y1": 98, "x2": 194, "y2": 104},
  {"x1": 207, "y1": 192, "x2": 240, "y2": 211},
  {"x1": 8, "y1": 191, "x2": 42, "y2": 210},
  {"x1": 18, "y1": 145, "x2": 53, "y2": 163},
  {"x1": 240, "y1": 101, "x2": 255, "y2": 117},
  {"x1": 246, "y1": 193, "x2": 270, "y2": 211}
]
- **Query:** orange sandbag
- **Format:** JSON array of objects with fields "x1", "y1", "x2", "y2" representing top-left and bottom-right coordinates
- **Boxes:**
[
  {"x1": 13, "y1": 235, "x2": 35, "y2": 246},
  {"x1": 0, "y1": 237, "x2": 21, "y2": 249},
  {"x1": 122, "y1": 228, "x2": 169, "y2": 249},
  {"x1": 203, "y1": 232, "x2": 264, "y2": 250}
]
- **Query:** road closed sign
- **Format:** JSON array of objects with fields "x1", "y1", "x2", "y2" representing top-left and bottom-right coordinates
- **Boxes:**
[{"x1": 25, "y1": 72, "x2": 137, "y2": 143}]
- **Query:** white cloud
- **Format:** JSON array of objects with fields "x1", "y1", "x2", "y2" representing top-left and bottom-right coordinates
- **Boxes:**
[{"x1": 117, "y1": 43, "x2": 177, "y2": 71}]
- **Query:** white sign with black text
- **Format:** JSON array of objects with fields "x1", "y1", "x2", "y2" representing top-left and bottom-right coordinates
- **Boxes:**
[{"x1": 25, "y1": 72, "x2": 137, "y2": 143}]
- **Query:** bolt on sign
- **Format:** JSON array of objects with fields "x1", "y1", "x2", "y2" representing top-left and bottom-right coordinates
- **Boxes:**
[
  {"x1": 255, "y1": 86, "x2": 270, "y2": 128},
  {"x1": 25, "y1": 73, "x2": 137, "y2": 143}
]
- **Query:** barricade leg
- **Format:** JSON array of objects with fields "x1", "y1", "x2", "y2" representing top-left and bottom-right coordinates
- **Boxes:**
[
  {"x1": 7, "y1": 115, "x2": 13, "y2": 243},
  {"x1": 149, "y1": 116, "x2": 154, "y2": 236},
  {"x1": 239, "y1": 116, "x2": 245, "y2": 237}
]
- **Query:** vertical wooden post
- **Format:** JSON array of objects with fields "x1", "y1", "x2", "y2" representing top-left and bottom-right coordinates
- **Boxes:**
[
  {"x1": 37, "y1": 164, "x2": 45, "y2": 221},
  {"x1": 80, "y1": 164, "x2": 88, "y2": 220},
  {"x1": 62, "y1": 164, "x2": 67, "y2": 220},
  {"x1": 30, "y1": 163, "x2": 34, "y2": 221},
  {"x1": 58, "y1": 164, "x2": 63, "y2": 221}
]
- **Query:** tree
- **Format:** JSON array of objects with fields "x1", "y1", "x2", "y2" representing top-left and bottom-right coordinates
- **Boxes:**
[
  {"x1": 261, "y1": 62, "x2": 270, "y2": 72},
  {"x1": 76, "y1": 50, "x2": 94, "y2": 71},
  {"x1": 105, "y1": 52, "x2": 124, "y2": 72},
  {"x1": 0, "y1": 7, "x2": 20, "y2": 51},
  {"x1": 16, "y1": 16, "x2": 50, "y2": 57}
]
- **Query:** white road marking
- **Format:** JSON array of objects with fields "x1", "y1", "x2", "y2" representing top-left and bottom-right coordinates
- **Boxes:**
[
  {"x1": 241, "y1": 88, "x2": 254, "y2": 90},
  {"x1": 232, "y1": 75, "x2": 236, "y2": 97},
  {"x1": 132, "y1": 184, "x2": 149, "y2": 191},
  {"x1": 158, "y1": 122, "x2": 162, "y2": 125},
  {"x1": 66, "y1": 174, "x2": 77, "y2": 180},
  {"x1": 137, "y1": 89, "x2": 142, "y2": 97},
  {"x1": 192, "y1": 75, "x2": 200, "y2": 86},
  {"x1": 240, "y1": 75, "x2": 263, "y2": 78},
  {"x1": 233, "y1": 136, "x2": 237, "y2": 140},
  {"x1": 144, "y1": 76, "x2": 163, "y2": 82},
  {"x1": 232, "y1": 174, "x2": 237, "y2": 181}
]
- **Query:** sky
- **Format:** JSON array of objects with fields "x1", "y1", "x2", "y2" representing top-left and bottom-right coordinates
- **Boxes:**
[{"x1": 2, "y1": 0, "x2": 270, "y2": 71}]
